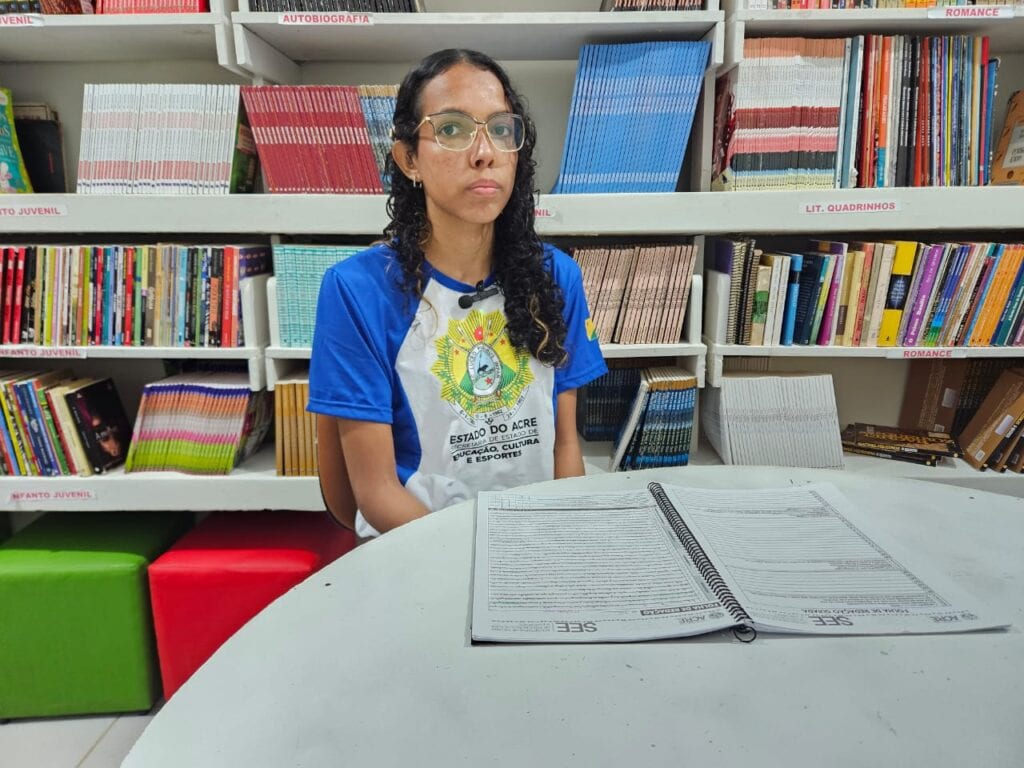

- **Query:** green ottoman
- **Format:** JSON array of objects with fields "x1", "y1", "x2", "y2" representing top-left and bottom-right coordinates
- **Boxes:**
[{"x1": 0, "y1": 511, "x2": 191, "y2": 718}]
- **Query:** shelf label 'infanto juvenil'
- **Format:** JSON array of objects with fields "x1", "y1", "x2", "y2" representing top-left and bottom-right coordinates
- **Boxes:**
[
  {"x1": 0, "y1": 14, "x2": 44, "y2": 25},
  {"x1": 0, "y1": 202, "x2": 68, "y2": 217},
  {"x1": 534, "y1": 206, "x2": 557, "y2": 219},
  {"x1": 0, "y1": 346, "x2": 87, "y2": 359},
  {"x1": 8, "y1": 489, "x2": 97, "y2": 505},
  {"x1": 927, "y1": 5, "x2": 1014, "y2": 18},
  {"x1": 278, "y1": 12, "x2": 373, "y2": 24},
  {"x1": 800, "y1": 200, "x2": 901, "y2": 215}
]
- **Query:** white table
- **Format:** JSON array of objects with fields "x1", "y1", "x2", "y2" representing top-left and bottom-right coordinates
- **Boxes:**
[{"x1": 123, "y1": 467, "x2": 1024, "y2": 768}]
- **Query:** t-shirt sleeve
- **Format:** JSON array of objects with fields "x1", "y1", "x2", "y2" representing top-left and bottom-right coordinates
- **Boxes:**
[
  {"x1": 552, "y1": 248, "x2": 608, "y2": 394},
  {"x1": 307, "y1": 266, "x2": 395, "y2": 423}
]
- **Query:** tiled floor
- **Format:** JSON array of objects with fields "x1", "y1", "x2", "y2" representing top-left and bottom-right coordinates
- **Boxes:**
[{"x1": 0, "y1": 706, "x2": 158, "y2": 768}]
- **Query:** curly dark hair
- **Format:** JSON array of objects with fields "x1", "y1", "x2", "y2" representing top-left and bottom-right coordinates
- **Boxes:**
[{"x1": 385, "y1": 48, "x2": 567, "y2": 366}]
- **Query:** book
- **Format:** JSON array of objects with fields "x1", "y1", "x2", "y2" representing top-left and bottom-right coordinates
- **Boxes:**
[
  {"x1": 64, "y1": 377, "x2": 132, "y2": 474},
  {"x1": 12, "y1": 102, "x2": 66, "y2": 193},
  {"x1": 842, "y1": 422, "x2": 960, "y2": 459},
  {"x1": 990, "y1": 90, "x2": 1023, "y2": 185},
  {"x1": 471, "y1": 482, "x2": 1008, "y2": 643},
  {"x1": 0, "y1": 87, "x2": 32, "y2": 194}
]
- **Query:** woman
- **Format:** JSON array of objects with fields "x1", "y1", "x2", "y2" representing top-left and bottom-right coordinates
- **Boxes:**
[{"x1": 309, "y1": 48, "x2": 607, "y2": 538}]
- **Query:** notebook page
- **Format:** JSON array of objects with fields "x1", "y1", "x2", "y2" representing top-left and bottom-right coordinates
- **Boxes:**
[
  {"x1": 471, "y1": 490, "x2": 736, "y2": 643},
  {"x1": 660, "y1": 483, "x2": 1008, "y2": 635}
]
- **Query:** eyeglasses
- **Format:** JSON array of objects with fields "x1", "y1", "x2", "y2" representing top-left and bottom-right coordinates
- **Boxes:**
[{"x1": 416, "y1": 111, "x2": 524, "y2": 153}]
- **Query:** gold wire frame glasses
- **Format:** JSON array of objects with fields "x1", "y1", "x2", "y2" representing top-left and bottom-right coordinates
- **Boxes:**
[{"x1": 416, "y1": 110, "x2": 525, "y2": 152}]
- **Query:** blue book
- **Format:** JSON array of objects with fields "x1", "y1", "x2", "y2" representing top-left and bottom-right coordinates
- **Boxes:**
[
  {"x1": 983, "y1": 58, "x2": 1000, "y2": 184},
  {"x1": 781, "y1": 252, "x2": 804, "y2": 346},
  {"x1": 103, "y1": 246, "x2": 115, "y2": 346},
  {"x1": 553, "y1": 44, "x2": 591, "y2": 193},
  {"x1": 923, "y1": 243, "x2": 969, "y2": 346}
]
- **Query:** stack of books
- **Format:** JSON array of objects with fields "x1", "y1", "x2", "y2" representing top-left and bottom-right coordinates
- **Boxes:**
[
  {"x1": 552, "y1": 40, "x2": 711, "y2": 193},
  {"x1": 611, "y1": 366, "x2": 697, "y2": 471},
  {"x1": 841, "y1": 422, "x2": 960, "y2": 466},
  {"x1": 900, "y1": 357, "x2": 1023, "y2": 437},
  {"x1": 77, "y1": 84, "x2": 258, "y2": 195},
  {"x1": 274, "y1": 371, "x2": 316, "y2": 477},
  {"x1": 713, "y1": 35, "x2": 1000, "y2": 190},
  {"x1": 954, "y1": 367, "x2": 1024, "y2": 472},
  {"x1": 240, "y1": 85, "x2": 398, "y2": 194},
  {"x1": 702, "y1": 372, "x2": 844, "y2": 467},
  {"x1": 0, "y1": 372, "x2": 132, "y2": 477},
  {"x1": 250, "y1": 0, "x2": 421, "y2": 10},
  {"x1": 576, "y1": 363, "x2": 645, "y2": 441},
  {"x1": 125, "y1": 372, "x2": 272, "y2": 475},
  {"x1": 0, "y1": 244, "x2": 271, "y2": 348},
  {"x1": 272, "y1": 244, "x2": 360, "y2": 347},
  {"x1": 602, "y1": 0, "x2": 703, "y2": 8},
  {"x1": 572, "y1": 243, "x2": 696, "y2": 345}
]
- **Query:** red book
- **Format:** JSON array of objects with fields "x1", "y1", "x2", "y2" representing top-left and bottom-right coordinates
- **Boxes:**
[
  {"x1": 1, "y1": 247, "x2": 13, "y2": 345},
  {"x1": 10, "y1": 247, "x2": 27, "y2": 345},
  {"x1": 222, "y1": 245, "x2": 237, "y2": 348},
  {"x1": 124, "y1": 245, "x2": 135, "y2": 346}
]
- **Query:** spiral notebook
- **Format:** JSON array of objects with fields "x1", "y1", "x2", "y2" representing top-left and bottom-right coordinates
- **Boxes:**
[{"x1": 471, "y1": 482, "x2": 1008, "y2": 643}]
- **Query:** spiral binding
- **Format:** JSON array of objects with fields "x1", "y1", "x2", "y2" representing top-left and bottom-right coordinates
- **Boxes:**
[{"x1": 648, "y1": 481, "x2": 756, "y2": 642}]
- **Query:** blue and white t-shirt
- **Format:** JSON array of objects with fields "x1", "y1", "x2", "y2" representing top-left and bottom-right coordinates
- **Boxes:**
[{"x1": 308, "y1": 242, "x2": 607, "y2": 537}]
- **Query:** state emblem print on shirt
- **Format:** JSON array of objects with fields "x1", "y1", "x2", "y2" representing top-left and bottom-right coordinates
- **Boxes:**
[{"x1": 431, "y1": 309, "x2": 534, "y2": 425}]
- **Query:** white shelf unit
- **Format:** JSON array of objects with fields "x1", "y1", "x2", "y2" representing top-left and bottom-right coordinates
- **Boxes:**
[
  {"x1": 698, "y1": 4, "x2": 1024, "y2": 495},
  {"x1": 5, "y1": 186, "x2": 1023, "y2": 235},
  {"x1": 0, "y1": 2, "x2": 721, "y2": 507},
  {"x1": 724, "y1": 6, "x2": 1024, "y2": 59},
  {"x1": 3, "y1": 445, "x2": 324, "y2": 512}
]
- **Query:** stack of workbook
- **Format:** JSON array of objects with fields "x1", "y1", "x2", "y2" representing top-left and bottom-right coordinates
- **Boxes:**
[
  {"x1": 702, "y1": 372, "x2": 843, "y2": 467},
  {"x1": 77, "y1": 84, "x2": 258, "y2": 195},
  {"x1": 841, "y1": 423, "x2": 960, "y2": 467},
  {"x1": 240, "y1": 85, "x2": 397, "y2": 194},
  {"x1": 274, "y1": 371, "x2": 316, "y2": 477},
  {"x1": 576, "y1": 363, "x2": 645, "y2": 441},
  {"x1": 572, "y1": 243, "x2": 696, "y2": 345},
  {"x1": 272, "y1": 245, "x2": 360, "y2": 347},
  {"x1": 552, "y1": 40, "x2": 710, "y2": 193},
  {"x1": 611, "y1": 366, "x2": 697, "y2": 471},
  {"x1": 125, "y1": 372, "x2": 271, "y2": 475}
]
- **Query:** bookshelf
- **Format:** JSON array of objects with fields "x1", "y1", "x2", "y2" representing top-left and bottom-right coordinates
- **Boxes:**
[
  {"x1": 702, "y1": 0, "x2": 1024, "y2": 494},
  {"x1": 0, "y1": 0, "x2": 717, "y2": 507},
  {"x1": 3, "y1": 2, "x2": 1024, "y2": 505}
]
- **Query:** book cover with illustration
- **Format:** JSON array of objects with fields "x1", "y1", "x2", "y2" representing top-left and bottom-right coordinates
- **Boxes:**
[
  {"x1": 0, "y1": 87, "x2": 33, "y2": 194},
  {"x1": 64, "y1": 378, "x2": 132, "y2": 473},
  {"x1": 992, "y1": 90, "x2": 1024, "y2": 185}
]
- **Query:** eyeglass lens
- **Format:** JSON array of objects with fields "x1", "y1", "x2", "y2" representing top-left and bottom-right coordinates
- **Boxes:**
[{"x1": 430, "y1": 112, "x2": 524, "y2": 152}]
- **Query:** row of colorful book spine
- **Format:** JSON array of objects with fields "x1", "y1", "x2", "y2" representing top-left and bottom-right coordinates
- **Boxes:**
[
  {"x1": 708, "y1": 237, "x2": 1024, "y2": 348},
  {"x1": 0, "y1": 244, "x2": 271, "y2": 347}
]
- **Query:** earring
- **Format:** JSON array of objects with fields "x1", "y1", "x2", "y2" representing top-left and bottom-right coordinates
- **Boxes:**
[{"x1": 412, "y1": 176, "x2": 422, "y2": 189}]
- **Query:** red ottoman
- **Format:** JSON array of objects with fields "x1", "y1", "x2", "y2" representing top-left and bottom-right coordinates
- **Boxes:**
[{"x1": 148, "y1": 511, "x2": 354, "y2": 699}]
